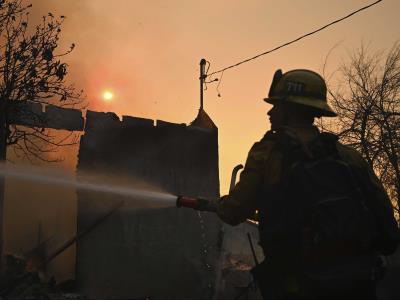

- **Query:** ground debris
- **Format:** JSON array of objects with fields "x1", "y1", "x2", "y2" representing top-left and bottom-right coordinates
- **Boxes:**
[{"x1": 0, "y1": 255, "x2": 87, "y2": 300}]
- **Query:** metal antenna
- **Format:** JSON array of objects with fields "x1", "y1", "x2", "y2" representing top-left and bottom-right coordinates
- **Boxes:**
[{"x1": 199, "y1": 59, "x2": 207, "y2": 110}]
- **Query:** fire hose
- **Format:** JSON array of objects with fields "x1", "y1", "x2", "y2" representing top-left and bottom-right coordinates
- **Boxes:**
[{"x1": 176, "y1": 164, "x2": 244, "y2": 212}]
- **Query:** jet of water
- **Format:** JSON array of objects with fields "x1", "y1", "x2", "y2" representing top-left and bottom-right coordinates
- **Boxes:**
[{"x1": 0, "y1": 164, "x2": 177, "y2": 208}]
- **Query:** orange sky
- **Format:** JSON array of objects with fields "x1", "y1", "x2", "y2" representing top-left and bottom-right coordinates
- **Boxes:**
[{"x1": 30, "y1": 0, "x2": 399, "y2": 194}]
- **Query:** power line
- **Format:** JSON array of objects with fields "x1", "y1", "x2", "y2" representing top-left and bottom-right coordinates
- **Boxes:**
[{"x1": 206, "y1": 0, "x2": 383, "y2": 78}]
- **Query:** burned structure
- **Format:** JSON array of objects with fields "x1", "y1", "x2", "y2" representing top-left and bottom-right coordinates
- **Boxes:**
[
  {"x1": 3, "y1": 103, "x2": 263, "y2": 300},
  {"x1": 76, "y1": 109, "x2": 223, "y2": 299}
]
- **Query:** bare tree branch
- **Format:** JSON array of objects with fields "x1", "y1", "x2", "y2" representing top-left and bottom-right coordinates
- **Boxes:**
[
  {"x1": 323, "y1": 41, "x2": 400, "y2": 215},
  {"x1": 0, "y1": 1, "x2": 84, "y2": 162}
]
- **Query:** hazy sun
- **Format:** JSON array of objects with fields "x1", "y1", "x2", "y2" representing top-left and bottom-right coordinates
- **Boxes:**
[{"x1": 102, "y1": 90, "x2": 114, "y2": 101}]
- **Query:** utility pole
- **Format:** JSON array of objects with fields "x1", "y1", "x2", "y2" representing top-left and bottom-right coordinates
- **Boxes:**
[{"x1": 199, "y1": 59, "x2": 207, "y2": 111}]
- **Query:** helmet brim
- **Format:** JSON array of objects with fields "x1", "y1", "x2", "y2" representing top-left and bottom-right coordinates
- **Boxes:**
[{"x1": 264, "y1": 96, "x2": 337, "y2": 117}]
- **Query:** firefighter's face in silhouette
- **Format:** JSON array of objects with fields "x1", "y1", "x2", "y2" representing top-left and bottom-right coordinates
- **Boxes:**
[{"x1": 268, "y1": 103, "x2": 286, "y2": 130}]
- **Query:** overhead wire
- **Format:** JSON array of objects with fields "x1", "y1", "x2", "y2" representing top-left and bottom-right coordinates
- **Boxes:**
[
  {"x1": 206, "y1": 0, "x2": 383, "y2": 79},
  {"x1": 203, "y1": 60, "x2": 212, "y2": 91},
  {"x1": 216, "y1": 70, "x2": 224, "y2": 97}
]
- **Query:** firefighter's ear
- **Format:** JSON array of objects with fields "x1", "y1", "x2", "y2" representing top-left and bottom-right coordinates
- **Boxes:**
[{"x1": 268, "y1": 69, "x2": 283, "y2": 97}]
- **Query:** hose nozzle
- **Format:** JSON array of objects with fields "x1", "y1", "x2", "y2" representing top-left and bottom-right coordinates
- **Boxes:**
[{"x1": 176, "y1": 195, "x2": 217, "y2": 212}]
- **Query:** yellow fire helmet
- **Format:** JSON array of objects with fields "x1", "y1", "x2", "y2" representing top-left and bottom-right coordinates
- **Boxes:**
[{"x1": 264, "y1": 69, "x2": 337, "y2": 117}]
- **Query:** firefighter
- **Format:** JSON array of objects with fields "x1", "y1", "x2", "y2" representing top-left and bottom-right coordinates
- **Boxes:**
[{"x1": 212, "y1": 69, "x2": 399, "y2": 300}]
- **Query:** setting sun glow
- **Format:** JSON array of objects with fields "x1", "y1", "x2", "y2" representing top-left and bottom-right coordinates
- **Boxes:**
[{"x1": 103, "y1": 90, "x2": 114, "y2": 101}]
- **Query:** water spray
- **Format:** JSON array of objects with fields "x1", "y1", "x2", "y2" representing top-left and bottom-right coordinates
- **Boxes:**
[
  {"x1": 0, "y1": 164, "x2": 176, "y2": 208},
  {"x1": 0, "y1": 163, "x2": 221, "y2": 212}
]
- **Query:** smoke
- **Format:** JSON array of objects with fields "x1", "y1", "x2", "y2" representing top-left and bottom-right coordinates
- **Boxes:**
[{"x1": 27, "y1": 0, "x2": 176, "y2": 115}]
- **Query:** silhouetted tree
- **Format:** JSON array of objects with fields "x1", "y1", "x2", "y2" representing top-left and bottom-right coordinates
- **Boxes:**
[
  {"x1": 325, "y1": 42, "x2": 400, "y2": 217},
  {"x1": 0, "y1": 0, "x2": 83, "y2": 162}
]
